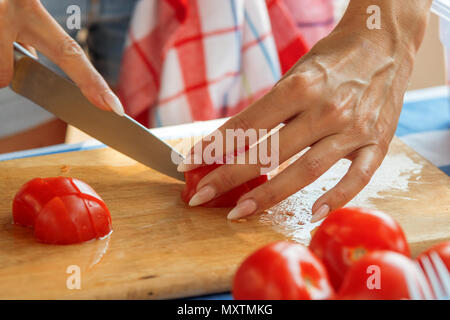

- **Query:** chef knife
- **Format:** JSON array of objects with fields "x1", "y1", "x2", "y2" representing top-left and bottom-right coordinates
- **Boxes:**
[{"x1": 10, "y1": 43, "x2": 185, "y2": 181}]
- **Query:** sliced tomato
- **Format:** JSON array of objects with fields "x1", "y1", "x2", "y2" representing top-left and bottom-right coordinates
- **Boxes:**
[
  {"x1": 181, "y1": 164, "x2": 267, "y2": 208},
  {"x1": 71, "y1": 178, "x2": 103, "y2": 200},
  {"x1": 13, "y1": 177, "x2": 112, "y2": 245},
  {"x1": 338, "y1": 251, "x2": 431, "y2": 300},
  {"x1": 201, "y1": 182, "x2": 251, "y2": 208},
  {"x1": 34, "y1": 196, "x2": 83, "y2": 245},
  {"x1": 416, "y1": 240, "x2": 450, "y2": 292},
  {"x1": 12, "y1": 178, "x2": 54, "y2": 227},
  {"x1": 233, "y1": 241, "x2": 334, "y2": 300},
  {"x1": 83, "y1": 196, "x2": 112, "y2": 238},
  {"x1": 417, "y1": 241, "x2": 450, "y2": 271},
  {"x1": 181, "y1": 164, "x2": 220, "y2": 204},
  {"x1": 309, "y1": 207, "x2": 410, "y2": 290},
  {"x1": 44, "y1": 177, "x2": 80, "y2": 196}
]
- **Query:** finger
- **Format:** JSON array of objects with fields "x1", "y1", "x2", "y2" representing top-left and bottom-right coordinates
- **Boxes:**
[
  {"x1": 188, "y1": 111, "x2": 333, "y2": 206},
  {"x1": 226, "y1": 134, "x2": 358, "y2": 220},
  {"x1": 17, "y1": 42, "x2": 37, "y2": 58},
  {"x1": 18, "y1": 5, "x2": 124, "y2": 116},
  {"x1": 0, "y1": 33, "x2": 14, "y2": 88},
  {"x1": 310, "y1": 145, "x2": 385, "y2": 222},
  {"x1": 178, "y1": 74, "x2": 312, "y2": 172}
]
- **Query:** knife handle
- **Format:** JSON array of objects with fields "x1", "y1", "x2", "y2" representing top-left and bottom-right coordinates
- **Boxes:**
[{"x1": 13, "y1": 42, "x2": 37, "y2": 61}]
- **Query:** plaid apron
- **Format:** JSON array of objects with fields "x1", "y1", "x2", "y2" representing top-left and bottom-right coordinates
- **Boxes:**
[{"x1": 117, "y1": 0, "x2": 335, "y2": 127}]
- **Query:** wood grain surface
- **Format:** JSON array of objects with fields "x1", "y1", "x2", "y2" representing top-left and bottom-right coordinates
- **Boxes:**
[{"x1": 0, "y1": 137, "x2": 448, "y2": 299}]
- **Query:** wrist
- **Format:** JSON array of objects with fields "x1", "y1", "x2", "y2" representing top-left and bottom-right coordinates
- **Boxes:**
[{"x1": 334, "y1": 0, "x2": 431, "y2": 58}]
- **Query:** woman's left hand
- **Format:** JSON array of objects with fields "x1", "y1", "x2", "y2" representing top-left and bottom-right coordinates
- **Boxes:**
[{"x1": 177, "y1": 0, "x2": 431, "y2": 222}]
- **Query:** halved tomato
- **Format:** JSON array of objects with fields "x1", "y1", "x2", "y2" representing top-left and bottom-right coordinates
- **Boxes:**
[{"x1": 13, "y1": 177, "x2": 112, "y2": 245}]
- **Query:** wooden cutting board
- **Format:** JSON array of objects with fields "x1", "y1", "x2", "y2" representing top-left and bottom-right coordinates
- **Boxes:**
[{"x1": 0, "y1": 137, "x2": 448, "y2": 299}]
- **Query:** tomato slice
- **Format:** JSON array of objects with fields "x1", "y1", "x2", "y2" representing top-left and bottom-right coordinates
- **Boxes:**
[
  {"x1": 83, "y1": 196, "x2": 112, "y2": 238},
  {"x1": 233, "y1": 241, "x2": 334, "y2": 300},
  {"x1": 71, "y1": 178, "x2": 103, "y2": 201},
  {"x1": 44, "y1": 177, "x2": 80, "y2": 196},
  {"x1": 309, "y1": 207, "x2": 410, "y2": 290},
  {"x1": 13, "y1": 177, "x2": 112, "y2": 245},
  {"x1": 12, "y1": 178, "x2": 54, "y2": 227},
  {"x1": 34, "y1": 197, "x2": 81, "y2": 245},
  {"x1": 181, "y1": 164, "x2": 268, "y2": 208}
]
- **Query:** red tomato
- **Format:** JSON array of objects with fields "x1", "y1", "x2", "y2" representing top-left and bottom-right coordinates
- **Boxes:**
[
  {"x1": 13, "y1": 177, "x2": 112, "y2": 245},
  {"x1": 417, "y1": 241, "x2": 450, "y2": 271},
  {"x1": 416, "y1": 241, "x2": 450, "y2": 292},
  {"x1": 309, "y1": 207, "x2": 410, "y2": 290},
  {"x1": 181, "y1": 164, "x2": 267, "y2": 207},
  {"x1": 338, "y1": 251, "x2": 431, "y2": 300},
  {"x1": 233, "y1": 241, "x2": 334, "y2": 300}
]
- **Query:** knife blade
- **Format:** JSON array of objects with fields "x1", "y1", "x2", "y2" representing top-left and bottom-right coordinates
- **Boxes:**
[{"x1": 10, "y1": 43, "x2": 185, "y2": 181}]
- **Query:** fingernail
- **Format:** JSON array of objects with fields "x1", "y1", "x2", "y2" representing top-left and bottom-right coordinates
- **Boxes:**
[
  {"x1": 177, "y1": 162, "x2": 190, "y2": 172},
  {"x1": 189, "y1": 185, "x2": 216, "y2": 206},
  {"x1": 311, "y1": 204, "x2": 330, "y2": 223},
  {"x1": 177, "y1": 151, "x2": 201, "y2": 172},
  {"x1": 227, "y1": 199, "x2": 257, "y2": 220},
  {"x1": 102, "y1": 91, "x2": 125, "y2": 116}
]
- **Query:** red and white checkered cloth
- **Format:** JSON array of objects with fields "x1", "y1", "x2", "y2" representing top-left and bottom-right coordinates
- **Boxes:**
[{"x1": 118, "y1": 0, "x2": 335, "y2": 127}]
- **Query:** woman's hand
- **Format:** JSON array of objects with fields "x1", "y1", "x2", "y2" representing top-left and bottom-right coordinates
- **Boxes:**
[
  {"x1": 0, "y1": 0, "x2": 124, "y2": 115},
  {"x1": 178, "y1": 0, "x2": 431, "y2": 221}
]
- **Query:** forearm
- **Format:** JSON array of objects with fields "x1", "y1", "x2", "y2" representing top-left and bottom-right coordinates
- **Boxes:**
[{"x1": 336, "y1": 0, "x2": 432, "y2": 56}]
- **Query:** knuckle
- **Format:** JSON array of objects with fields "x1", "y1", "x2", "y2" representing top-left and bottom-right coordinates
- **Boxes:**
[
  {"x1": 372, "y1": 137, "x2": 390, "y2": 157},
  {"x1": 215, "y1": 168, "x2": 239, "y2": 190},
  {"x1": 80, "y1": 71, "x2": 105, "y2": 92},
  {"x1": 374, "y1": 121, "x2": 389, "y2": 139},
  {"x1": 338, "y1": 110, "x2": 353, "y2": 124},
  {"x1": 58, "y1": 37, "x2": 84, "y2": 61},
  {"x1": 325, "y1": 100, "x2": 341, "y2": 114},
  {"x1": 279, "y1": 73, "x2": 317, "y2": 101},
  {"x1": 257, "y1": 185, "x2": 278, "y2": 206},
  {"x1": 284, "y1": 73, "x2": 308, "y2": 90},
  {"x1": 266, "y1": 190, "x2": 279, "y2": 205},
  {"x1": 302, "y1": 157, "x2": 323, "y2": 179},
  {"x1": 332, "y1": 187, "x2": 349, "y2": 205},
  {"x1": 322, "y1": 101, "x2": 351, "y2": 125},
  {"x1": 328, "y1": 139, "x2": 346, "y2": 154},
  {"x1": 357, "y1": 123, "x2": 372, "y2": 139},
  {"x1": 324, "y1": 91, "x2": 358, "y2": 124},
  {"x1": 230, "y1": 114, "x2": 254, "y2": 132},
  {"x1": 355, "y1": 167, "x2": 373, "y2": 185},
  {"x1": 347, "y1": 119, "x2": 371, "y2": 140}
]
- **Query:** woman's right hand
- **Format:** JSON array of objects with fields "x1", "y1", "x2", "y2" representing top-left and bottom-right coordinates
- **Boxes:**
[{"x1": 0, "y1": 0, "x2": 124, "y2": 115}]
